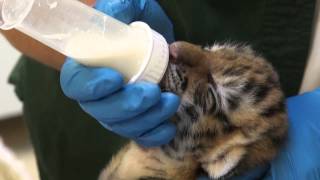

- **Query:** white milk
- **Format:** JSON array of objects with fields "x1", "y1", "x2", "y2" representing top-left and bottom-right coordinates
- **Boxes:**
[{"x1": 64, "y1": 29, "x2": 150, "y2": 81}]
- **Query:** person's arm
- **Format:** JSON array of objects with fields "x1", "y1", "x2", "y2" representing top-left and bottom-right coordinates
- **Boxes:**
[
  {"x1": 1, "y1": 29, "x2": 65, "y2": 70},
  {"x1": 0, "y1": 0, "x2": 96, "y2": 71}
]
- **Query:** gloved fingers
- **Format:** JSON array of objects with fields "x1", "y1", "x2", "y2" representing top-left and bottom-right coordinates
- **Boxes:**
[
  {"x1": 94, "y1": 0, "x2": 137, "y2": 24},
  {"x1": 94, "y1": 0, "x2": 175, "y2": 43},
  {"x1": 108, "y1": 93, "x2": 180, "y2": 138},
  {"x1": 79, "y1": 82, "x2": 161, "y2": 121},
  {"x1": 139, "y1": 0, "x2": 175, "y2": 43},
  {"x1": 60, "y1": 58, "x2": 124, "y2": 101},
  {"x1": 135, "y1": 122, "x2": 177, "y2": 147}
]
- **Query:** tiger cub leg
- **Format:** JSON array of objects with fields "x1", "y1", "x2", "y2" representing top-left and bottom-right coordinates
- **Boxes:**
[
  {"x1": 99, "y1": 142, "x2": 198, "y2": 180},
  {"x1": 200, "y1": 146, "x2": 246, "y2": 179},
  {"x1": 200, "y1": 135, "x2": 279, "y2": 179},
  {"x1": 199, "y1": 130, "x2": 256, "y2": 179}
]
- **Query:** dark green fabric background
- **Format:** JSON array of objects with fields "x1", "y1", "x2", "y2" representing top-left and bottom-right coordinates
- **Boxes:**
[
  {"x1": 159, "y1": 0, "x2": 316, "y2": 96},
  {"x1": 9, "y1": 0, "x2": 316, "y2": 179}
]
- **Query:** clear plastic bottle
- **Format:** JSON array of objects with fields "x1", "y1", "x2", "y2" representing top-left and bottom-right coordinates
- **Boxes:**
[{"x1": 0, "y1": 0, "x2": 169, "y2": 83}]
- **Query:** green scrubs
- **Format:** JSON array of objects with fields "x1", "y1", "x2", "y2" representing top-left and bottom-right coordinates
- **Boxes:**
[{"x1": 9, "y1": 0, "x2": 316, "y2": 179}]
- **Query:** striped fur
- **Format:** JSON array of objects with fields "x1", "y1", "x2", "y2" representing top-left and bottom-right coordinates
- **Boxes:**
[{"x1": 99, "y1": 42, "x2": 288, "y2": 180}]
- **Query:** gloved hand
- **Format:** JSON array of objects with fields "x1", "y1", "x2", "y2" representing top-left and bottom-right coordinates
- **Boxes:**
[
  {"x1": 60, "y1": 0, "x2": 179, "y2": 147},
  {"x1": 198, "y1": 88, "x2": 320, "y2": 180},
  {"x1": 94, "y1": 0, "x2": 175, "y2": 43},
  {"x1": 264, "y1": 88, "x2": 320, "y2": 180}
]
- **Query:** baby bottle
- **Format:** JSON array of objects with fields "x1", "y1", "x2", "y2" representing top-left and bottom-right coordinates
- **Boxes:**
[{"x1": 0, "y1": 0, "x2": 169, "y2": 83}]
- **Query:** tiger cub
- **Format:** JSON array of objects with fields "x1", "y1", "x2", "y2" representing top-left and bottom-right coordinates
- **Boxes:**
[{"x1": 99, "y1": 41, "x2": 288, "y2": 180}]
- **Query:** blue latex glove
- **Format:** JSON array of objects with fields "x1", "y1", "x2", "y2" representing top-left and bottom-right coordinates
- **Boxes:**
[
  {"x1": 264, "y1": 88, "x2": 320, "y2": 180},
  {"x1": 198, "y1": 88, "x2": 320, "y2": 180},
  {"x1": 94, "y1": 0, "x2": 175, "y2": 43},
  {"x1": 60, "y1": 0, "x2": 179, "y2": 147}
]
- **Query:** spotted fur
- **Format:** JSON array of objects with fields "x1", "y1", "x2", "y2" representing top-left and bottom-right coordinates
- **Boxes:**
[{"x1": 99, "y1": 41, "x2": 288, "y2": 180}]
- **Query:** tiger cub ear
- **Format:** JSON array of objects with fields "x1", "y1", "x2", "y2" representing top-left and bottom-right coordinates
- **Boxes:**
[{"x1": 194, "y1": 74, "x2": 219, "y2": 114}]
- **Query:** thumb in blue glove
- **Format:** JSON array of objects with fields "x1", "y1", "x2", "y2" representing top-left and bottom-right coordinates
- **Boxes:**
[
  {"x1": 61, "y1": 59, "x2": 180, "y2": 147},
  {"x1": 94, "y1": 0, "x2": 175, "y2": 43}
]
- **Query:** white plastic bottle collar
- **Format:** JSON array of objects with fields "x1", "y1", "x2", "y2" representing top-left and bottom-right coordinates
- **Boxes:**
[{"x1": 129, "y1": 22, "x2": 169, "y2": 84}]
